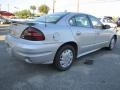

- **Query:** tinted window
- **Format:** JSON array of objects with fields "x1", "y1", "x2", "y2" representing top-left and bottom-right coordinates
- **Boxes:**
[
  {"x1": 89, "y1": 15, "x2": 103, "y2": 29},
  {"x1": 34, "y1": 12, "x2": 68, "y2": 23},
  {"x1": 69, "y1": 17, "x2": 76, "y2": 26},
  {"x1": 69, "y1": 15, "x2": 91, "y2": 28}
]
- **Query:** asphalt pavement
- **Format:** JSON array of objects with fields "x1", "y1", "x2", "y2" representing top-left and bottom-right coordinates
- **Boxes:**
[{"x1": 0, "y1": 26, "x2": 120, "y2": 90}]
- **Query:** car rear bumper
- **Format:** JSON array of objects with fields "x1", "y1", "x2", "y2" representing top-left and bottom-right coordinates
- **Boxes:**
[{"x1": 5, "y1": 35, "x2": 60, "y2": 64}]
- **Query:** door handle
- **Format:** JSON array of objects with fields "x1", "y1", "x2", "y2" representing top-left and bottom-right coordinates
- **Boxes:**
[{"x1": 76, "y1": 32, "x2": 81, "y2": 36}]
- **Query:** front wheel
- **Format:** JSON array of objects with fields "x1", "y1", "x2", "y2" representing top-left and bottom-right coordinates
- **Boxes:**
[
  {"x1": 107, "y1": 37, "x2": 116, "y2": 50},
  {"x1": 53, "y1": 45, "x2": 76, "y2": 71}
]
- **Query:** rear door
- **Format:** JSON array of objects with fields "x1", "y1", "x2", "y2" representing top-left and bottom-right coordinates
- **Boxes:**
[{"x1": 69, "y1": 14, "x2": 97, "y2": 55}]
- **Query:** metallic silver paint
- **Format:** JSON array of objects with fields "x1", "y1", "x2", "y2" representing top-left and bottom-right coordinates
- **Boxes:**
[{"x1": 5, "y1": 12, "x2": 117, "y2": 64}]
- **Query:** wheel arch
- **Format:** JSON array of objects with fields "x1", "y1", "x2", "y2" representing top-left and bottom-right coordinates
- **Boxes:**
[{"x1": 55, "y1": 41, "x2": 78, "y2": 59}]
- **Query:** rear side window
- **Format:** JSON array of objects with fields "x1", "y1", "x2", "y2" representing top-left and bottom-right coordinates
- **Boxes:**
[{"x1": 69, "y1": 15, "x2": 91, "y2": 28}]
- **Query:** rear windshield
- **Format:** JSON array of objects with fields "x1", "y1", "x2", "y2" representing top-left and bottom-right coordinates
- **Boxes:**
[{"x1": 34, "y1": 12, "x2": 68, "y2": 23}]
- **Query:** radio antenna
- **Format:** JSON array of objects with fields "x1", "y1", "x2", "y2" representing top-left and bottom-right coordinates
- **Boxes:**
[
  {"x1": 44, "y1": 0, "x2": 47, "y2": 27},
  {"x1": 45, "y1": 14, "x2": 47, "y2": 27}
]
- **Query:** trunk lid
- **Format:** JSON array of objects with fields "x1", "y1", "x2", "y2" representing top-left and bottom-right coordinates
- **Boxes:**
[{"x1": 10, "y1": 21, "x2": 36, "y2": 38}]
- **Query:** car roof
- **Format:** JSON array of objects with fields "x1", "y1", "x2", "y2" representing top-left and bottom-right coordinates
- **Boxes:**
[
  {"x1": 67, "y1": 12, "x2": 92, "y2": 16},
  {"x1": 54, "y1": 12, "x2": 92, "y2": 16}
]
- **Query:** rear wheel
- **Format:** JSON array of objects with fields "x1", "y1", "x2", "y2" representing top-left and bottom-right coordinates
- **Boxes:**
[{"x1": 54, "y1": 45, "x2": 76, "y2": 71}]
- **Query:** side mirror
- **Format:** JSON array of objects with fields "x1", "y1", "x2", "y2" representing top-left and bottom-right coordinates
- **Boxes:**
[{"x1": 103, "y1": 25, "x2": 111, "y2": 29}]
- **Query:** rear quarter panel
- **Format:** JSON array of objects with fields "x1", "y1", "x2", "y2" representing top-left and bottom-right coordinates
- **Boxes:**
[{"x1": 35, "y1": 23, "x2": 76, "y2": 44}]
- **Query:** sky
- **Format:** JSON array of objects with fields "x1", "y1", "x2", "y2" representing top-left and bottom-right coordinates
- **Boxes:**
[{"x1": 0, "y1": 0, "x2": 120, "y2": 17}]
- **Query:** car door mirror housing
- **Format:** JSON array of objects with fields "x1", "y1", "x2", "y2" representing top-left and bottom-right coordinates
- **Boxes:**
[{"x1": 103, "y1": 25, "x2": 111, "y2": 29}]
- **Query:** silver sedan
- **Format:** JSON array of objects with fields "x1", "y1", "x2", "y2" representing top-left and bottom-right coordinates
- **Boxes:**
[{"x1": 5, "y1": 12, "x2": 117, "y2": 71}]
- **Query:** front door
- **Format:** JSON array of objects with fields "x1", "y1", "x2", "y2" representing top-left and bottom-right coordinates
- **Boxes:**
[
  {"x1": 69, "y1": 14, "x2": 97, "y2": 56},
  {"x1": 88, "y1": 15, "x2": 110, "y2": 47}
]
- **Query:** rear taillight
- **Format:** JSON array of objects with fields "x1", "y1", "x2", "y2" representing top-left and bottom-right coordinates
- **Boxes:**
[{"x1": 21, "y1": 27, "x2": 45, "y2": 41}]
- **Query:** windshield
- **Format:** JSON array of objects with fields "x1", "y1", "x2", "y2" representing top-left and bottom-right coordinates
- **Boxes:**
[{"x1": 34, "y1": 12, "x2": 68, "y2": 23}]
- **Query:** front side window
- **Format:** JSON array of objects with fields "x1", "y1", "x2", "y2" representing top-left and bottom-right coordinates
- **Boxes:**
[
  {"x1": 69, "y1": 15, "x2": 91, "y2": 28},
  {"x1": 89, "y1": 16, "x2": 103, "y2": 29}
]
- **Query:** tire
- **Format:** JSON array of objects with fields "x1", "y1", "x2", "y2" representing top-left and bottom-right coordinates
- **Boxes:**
[
  {"x1": 54, "y1": 45, "x2": 76, "y2": 71},
  {"x1": 107, "y1": 37, "x2": 116, "y2": 50}
]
